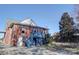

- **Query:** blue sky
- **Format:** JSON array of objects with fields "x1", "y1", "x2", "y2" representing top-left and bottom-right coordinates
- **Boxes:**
[{"x1": 0, "y1": 4, "x2": 74, "y2": 38}]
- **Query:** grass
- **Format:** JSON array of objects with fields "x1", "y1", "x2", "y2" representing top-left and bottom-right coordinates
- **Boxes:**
[
  {"x1": 0, "y1": 39, "x2": 2, "y2": 44},
  {"x1": 43, "y1": 41, "x2": 79, "y2": 54}
]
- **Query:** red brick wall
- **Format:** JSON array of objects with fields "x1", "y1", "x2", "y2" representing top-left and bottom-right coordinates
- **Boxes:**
[{"x1": 3, "y1": 28, "x2": 12, "y2": 46}]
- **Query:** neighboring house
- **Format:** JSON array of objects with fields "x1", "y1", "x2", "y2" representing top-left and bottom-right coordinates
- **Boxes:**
[{"x1": 3, "y1": 18, "x2": 48, "y2": 47}]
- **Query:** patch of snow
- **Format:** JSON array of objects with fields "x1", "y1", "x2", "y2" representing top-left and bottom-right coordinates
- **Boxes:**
[{"x1": 20, "y1": 18, "x2": 37, "y2": 26}]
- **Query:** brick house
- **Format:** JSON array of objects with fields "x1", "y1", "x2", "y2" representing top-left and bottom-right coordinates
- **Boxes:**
[{"x1": 3, "y1": 18, "x2": 48, "y2": 47}]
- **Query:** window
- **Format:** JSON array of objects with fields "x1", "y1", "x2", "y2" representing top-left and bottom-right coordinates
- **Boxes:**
[{"x1": 22, "y1": 31, "x2": 25, "y2": 33}]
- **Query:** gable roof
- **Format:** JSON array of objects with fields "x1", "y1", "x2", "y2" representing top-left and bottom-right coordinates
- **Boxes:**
[{"x1": 20, "y1": 18, "x2": 37, "y2": 26}]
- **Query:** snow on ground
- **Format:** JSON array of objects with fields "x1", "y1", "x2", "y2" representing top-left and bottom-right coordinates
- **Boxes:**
[
  {"x1": 0, "y1": 46, "x2": 59, "y2": 55},
  {"x1": 0, "y1": 45, "x2": 75, "y2": 55},
  {"x1": 0, "y1": 40, "x2": 78, "y2": 55}
]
